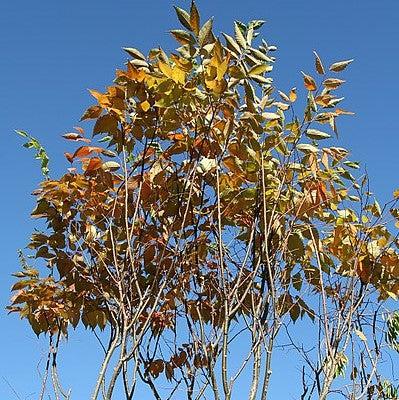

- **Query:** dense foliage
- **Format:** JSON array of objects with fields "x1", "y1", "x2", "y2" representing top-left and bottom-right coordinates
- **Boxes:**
[{"x1": 10, "y1": 3, "x2": 399, "y2": 399}]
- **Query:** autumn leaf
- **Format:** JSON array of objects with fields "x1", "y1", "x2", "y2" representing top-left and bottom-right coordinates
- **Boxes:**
[
  {"x1": 313, "y1": 51, "x2": 325, "y2": 75},
  {"x1": 302, "y1": 72, "x2": 317, "y2": 91},
  {"x1": 329, "y1": 59, "x2": 354, "y2": 72},
  {"x1": 62, "y1": 133, "x2": 91, "y2": 143}
]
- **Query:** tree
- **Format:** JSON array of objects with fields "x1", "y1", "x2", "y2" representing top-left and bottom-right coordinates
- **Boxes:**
[{"x1": 9, "y1": 2, "x2": 399, "y2": 399}]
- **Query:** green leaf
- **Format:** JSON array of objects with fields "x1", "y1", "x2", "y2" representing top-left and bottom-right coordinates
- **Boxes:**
[{"x1": 15, "y1": 130, "x2": 50, "y2": 177}]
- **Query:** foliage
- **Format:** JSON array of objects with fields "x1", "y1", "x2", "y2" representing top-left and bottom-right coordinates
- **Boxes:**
[
  {"x1": 15, "y1": 130, "x2": 50, "y2": 177},
  {"x1": 9, "y1": 2, "x2": 399, "y2": 399}
]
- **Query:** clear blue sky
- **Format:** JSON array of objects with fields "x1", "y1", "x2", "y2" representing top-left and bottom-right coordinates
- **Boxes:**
[{"x1": 1, "y1": 0, "x2": 399, "y2": 399}]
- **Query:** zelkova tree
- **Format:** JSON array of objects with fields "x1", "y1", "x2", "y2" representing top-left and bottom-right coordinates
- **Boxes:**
[{"x1": 9, "y1": 3, "x2": 399, "y2": 399}]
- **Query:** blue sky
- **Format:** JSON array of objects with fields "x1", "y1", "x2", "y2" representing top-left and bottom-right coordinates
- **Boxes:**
[{"x1": 1, "y1": 0, "x2": 399, "y2": 398}]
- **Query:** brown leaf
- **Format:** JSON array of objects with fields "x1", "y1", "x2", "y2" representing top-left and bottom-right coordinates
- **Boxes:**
[
  {"x1": 80, "y1": 105, "x2": 103, "y2": 121},
  {"x1": 93, "y1": 114, "x2": 119, "y2": 135},
  {"x1": 329, "y1": 59, "x2": 354, "y2": 72},
  {"x1": 65, "y1": 152, "x2": 74, "y2": 163},
  {"x1": 323, "y1": 78, "x2": 346, "y2": 90},
  {"x1": 313, "y1": 51, "x2": 325, "y2": 75},
  {"x1": 190, "y1": 1, "x2": 200, "y2": 36}
]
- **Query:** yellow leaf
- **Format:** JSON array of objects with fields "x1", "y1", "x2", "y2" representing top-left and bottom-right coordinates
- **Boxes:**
[
  {"x1": 159, "y1": 61, "x2": 173, "y2": 79},
  {"x1": 289, "y1": 87, "x2": 297, "y2": 102},
  {"x1": 141, "y1": 101, "x2": 151, "y2": 112},
  {"x1": 159, "y1": 61, "x2": 186, "y2": 84},
  {"x1": 89, "y1": 90, "x2": 111, "y2": 108},
  {"x1": 248, "y1": 64, "x2": 272, "y2": 76},
  {"x1": 171, "y1": 66, "x2": 186, "y2": 84}
]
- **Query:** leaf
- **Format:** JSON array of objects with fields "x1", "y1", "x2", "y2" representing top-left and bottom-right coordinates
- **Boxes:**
[
  {"x1": 248, "y1": 64, "x2": 272, "y2": 76},
  {"x1": 313, "y1": 51, "x2": 325, "y2": 75},
  {"x1": 102, "y1": 161, "x2": 120, "y2": 171},
  {"x1": 199, "y1": 18, "x2": 213, "y2": 46},
  {"x1": 62, "y1": 133, "x2": 91, "y2": 143},
  {"x1": 296, "y1": 143, "x2": 318, "y2": 153},
  {"x1": 222, "y1": 33, "x2": 240, "y2": 56},
  {"x1": 249, "y1": 47, "x2": 271, "y2": 62},
  {"x1": 306, "y1": 129, "x2": 331, "y2": 140},
  {"x1": 148, "y1": 359, "x2": 165, "y2": 378},
  {"x1": 302, "y1": 72, "x2": 317, "y2": 91},
  {"x1": 329, "y1": 59, "x2": 354, "y2": 72},
  {"x1": 234, "y1": 22, "x2": 247, "y2": 49},
  {"x1": 335, "y1": 108, "x2": 354, "y2": 116},
  {"x1": 80, "y1": 105, "x2": 103, "y2": 121},
  {"x1": 93, "y1": 114, "x2": 118, "y2": 135},
  {"x1": 141, "y1": 101, "x2": 151, "y2": 112},
  {"x1": 89, "y1": 89, "x2": 111, "y2": 108},
  {"x1": 15, "y1": 129, "x2": 29, "y2": 138},
  {"x1": 174, "y1": 6, "x2": 192, "y2": 31},
  {"x1": 123, "y1": 47, "x2": 146, "y2": 61},
  {"x1": 72, "y1": 146, "x2": 104, "y2": 160},
  {"x1": 278, "y1": 90, "x2": 290, "y2": 102},
  {"x1": 170, "y1": 30, "x2": 193, "y2": 45},
  {"x1": 289, "y1": 87, "x2": 297, "y2": 102},
  {"x1": 323, "y1": 78, "x2": 346, "y2": 90},
  {"x1": 197, "y1": 158, "x2": 217, "y2": 174},
  {"x1": 263, "y1": 112, "x2": 281, "y2": 120},
  {"x1": 84, "y1": 157, "x2": 102, "y2": 172},
  {"x1": 16, "y1": 130, "x2": 50, "y2": 177},
  {"x1": 190, "y1": 1, "x2": 200, "y2": 36}
]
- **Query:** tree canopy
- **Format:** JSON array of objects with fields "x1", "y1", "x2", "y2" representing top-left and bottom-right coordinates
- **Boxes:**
[{"x1": 10, "y1": 2, "x2": 399, "y2": 399}]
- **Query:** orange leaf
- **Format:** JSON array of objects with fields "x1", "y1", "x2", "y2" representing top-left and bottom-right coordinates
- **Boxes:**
[
  {"x1": 84, "y1": 157, "x2": 103, "y2": 172},
  {"x1": 289, "y1": 87, "x2": 297, "y2": 102},
  {"x1": 89, "y1": 89, "x2": 111, "y2": 108},
  {"x1": 62, "y1": 133, "x2": 91, "y2": 143},
  {"x1": 72, "y1": 146, "x2": 104, "y2": 160},
  {"x1": 302, "y1": 72, "x2": 317, "y2": 91}
]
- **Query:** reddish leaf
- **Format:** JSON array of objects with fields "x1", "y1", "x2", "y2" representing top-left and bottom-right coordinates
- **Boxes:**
[{"x1": 84, "y1": 157, "x2": 103, "y2": 172}]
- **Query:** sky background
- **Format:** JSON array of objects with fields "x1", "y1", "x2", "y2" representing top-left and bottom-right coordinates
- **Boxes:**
[{"x1": 1, "y1": 0, "x2": 399, "y2": 399}]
